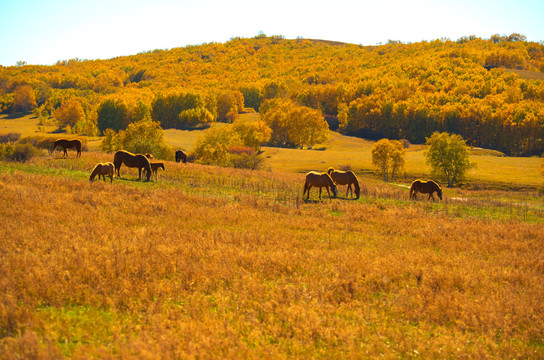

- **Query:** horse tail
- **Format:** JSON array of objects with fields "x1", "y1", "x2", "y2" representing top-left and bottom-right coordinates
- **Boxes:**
[{"x1": 75, "y1": 140, "x2": 82, "y2": 157}]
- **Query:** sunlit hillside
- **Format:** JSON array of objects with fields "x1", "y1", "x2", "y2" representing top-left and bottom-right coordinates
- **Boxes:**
[{"x1": 1, "y1": 34, "x2": 543, "y2": 155}]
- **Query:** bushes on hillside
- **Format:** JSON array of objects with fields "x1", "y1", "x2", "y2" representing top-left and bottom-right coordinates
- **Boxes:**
[
  {"x1": 262, "y1": 100, "x2": 328, "y2": 149},
  {"x1": 193, "y1": 121, "x2": 269, "y2": 169},
  {"x1": 0, "y1": 133, "x2": 21, "y2": 143},
  {"x1": 151, "y1": 92, "x2": 212, "y2": 129},
  {"x1": 0, "y1": 142, "x2": 41, "y2": 162},
  {"x1": 100, "y1": 119, "x2": 174, "y2": 160}
]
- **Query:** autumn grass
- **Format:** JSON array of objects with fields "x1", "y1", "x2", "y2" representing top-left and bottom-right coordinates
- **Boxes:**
[{"x1": 1, "y1": 152, "x2": 543, "y2": 359}]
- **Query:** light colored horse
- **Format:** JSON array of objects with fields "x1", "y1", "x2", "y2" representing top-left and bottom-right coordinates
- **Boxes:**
[
  {"x1": 90, "y1": 162, "x2": 114, "y2": 183},
  {"x1": 327, "y1": 168, "x2": 361, "y2": 199}
]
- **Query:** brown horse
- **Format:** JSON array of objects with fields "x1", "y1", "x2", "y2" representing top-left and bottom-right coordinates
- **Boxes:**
[
  {"x1": 150, "y1": 162, "x2": 165, "y2": 181},
  {"x1": 113, "y1": 150, "x2": 152, "y2": 181},
  {"x1": 410, "y1": 179, "x2": 443, "y2": 201},
  {"x1": 90, "y1": 162, "x2": 114, "y2": 183},
  {"x1": 303, "y1": 171, "x2": 338, "y2": 200},
  {"x1": 327, "y1": 168, "x2": 361, "y2": 199},
  {"x1": 52, "y1": 139, "x2": 82, "y2": 157},
  {"x1": 175, "y1": 149, "x2": 187, "y2": 163}
]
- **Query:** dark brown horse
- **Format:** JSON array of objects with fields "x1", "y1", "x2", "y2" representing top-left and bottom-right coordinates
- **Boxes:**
[
  {"x1": 175, "y1": 149, "x2": 187, "y2": 163},
  {"x1": 149, "y1": 162, "x2": 165, "y2": 181},
  {"x1": 410, "y1": 179, "x2": 443, "y2": 201},
  {"x1": 90, "y1": 162, "x2": 114, "y2": 183},
  {"x1": 113, "y1": 150, "x2": 152, "y2": 181},
  {"x1": 327, "y1": 168, "x2": 361, "y2": 199},
  {"x1": 52, "y1": 139, "x2": 82, "y2": 157},
  {"x1": 303, "y1": 171, "x2": 338, "y2": 200}
]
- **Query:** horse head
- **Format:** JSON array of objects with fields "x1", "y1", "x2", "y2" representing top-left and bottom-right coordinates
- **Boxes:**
[
  {"x1": 331, "y1": 182, "x2": 338, "y2": 198},
  {"x1": 436, "y1": 186, "x2": 443, "y2": 200},
  {"x1": 327, "y1": 167, "x2": 334, "y2": 175}
]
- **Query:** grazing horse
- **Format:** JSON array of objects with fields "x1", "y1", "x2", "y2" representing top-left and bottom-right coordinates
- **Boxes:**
[
  {"x1": 410, "y1": 179, "x2": 443, "y2": 201},
  {"x1": 175, "y1": 149, "x2": 187, "y2": 163},
  {"x1": 150, "y1": 162, "x2": 165, "y2": 181},
  {"x1": 327, "y1": 168, "x2": 361, "y2": 199},
  {"x1": 113, "y1": 150, "x2": 152, "y2": 181},
  {"x1": 303, "y1": 171, "x2": 338, "y2": 200},
  {"x1": 90, "y1": 162, "x2": 114, "y2": 183},
  {"x1": 52, "y1": 139, "x2": 82, "y2": 158}
]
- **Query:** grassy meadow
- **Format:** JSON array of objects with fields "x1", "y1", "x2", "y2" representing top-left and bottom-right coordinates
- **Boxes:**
[{"x1": 1, "y1": 115, "x2": 544, "y2": 359}]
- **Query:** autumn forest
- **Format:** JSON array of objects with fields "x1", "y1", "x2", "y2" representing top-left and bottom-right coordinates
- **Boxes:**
[{"x1": 1, "y1": 33, "x2": 544, "y2": 156}]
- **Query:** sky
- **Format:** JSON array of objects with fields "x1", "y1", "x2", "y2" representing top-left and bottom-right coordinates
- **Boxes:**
[{"x1": 1, "y1": 0, "x2": 543, "y2": 67}]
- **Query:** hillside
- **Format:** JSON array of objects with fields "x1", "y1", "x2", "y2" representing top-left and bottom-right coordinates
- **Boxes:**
[{"x1": 1, "y1": 34, "x2": 544, "y2": 156}]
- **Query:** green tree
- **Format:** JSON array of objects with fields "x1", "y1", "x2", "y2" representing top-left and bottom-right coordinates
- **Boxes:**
[
  {"x1": 97, "y1": 99, "x2": 128, "y2": 133},
  {"x1": 239, "y1": 86, "x2": 263, "y2": 111},
  {"x1": 151, "y1": 92, "x2": 206, "y2": 129},
  {"x1": 425, "y1": 132, "x2": 475, "y2": 187},
  {"x1": 371, "y1": 139, "x2": 406, "y2": 182},
  {"x1": 109, "y1": 119, "x2": 173, "y2": 160},
  {"x1": 178, "y1": 107, "x2": 214, "y2": 128}
]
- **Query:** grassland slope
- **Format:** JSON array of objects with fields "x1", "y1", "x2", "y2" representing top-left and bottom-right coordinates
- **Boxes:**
[{"x1": 0, "y1": 152, "x2": 543, "y2": 358}]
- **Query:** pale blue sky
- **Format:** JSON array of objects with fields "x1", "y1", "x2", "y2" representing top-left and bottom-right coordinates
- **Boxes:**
[{"x1": 1, "y1": 0, "x2": 543, "y2": 66}]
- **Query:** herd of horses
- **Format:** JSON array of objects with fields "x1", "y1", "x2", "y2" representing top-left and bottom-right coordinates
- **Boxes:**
[{"x1": 52, "y1": 138, "x2": 443, "y2": 202}]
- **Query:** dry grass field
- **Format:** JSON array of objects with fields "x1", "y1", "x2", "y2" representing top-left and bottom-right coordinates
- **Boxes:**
[{"x1": 1, "y1": 115, "x2": 544, "y2": 358}]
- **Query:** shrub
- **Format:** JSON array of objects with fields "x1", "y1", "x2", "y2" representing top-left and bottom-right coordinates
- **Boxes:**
[
  {"x1": 101, "y1": 120, "x2": 174, "y2": 160},
  {"x1": 229, "y1": 146, "x2": 266, "y2": 170},
  {"x1": 1, "y1": 143, "x2": 41, "y2": 162},
  {"x1": 193, "y1": 125, "x2": 241, "y2": 166},
  {"x1": 0, "y1": 133, "x2": 21, "y2": 143}
]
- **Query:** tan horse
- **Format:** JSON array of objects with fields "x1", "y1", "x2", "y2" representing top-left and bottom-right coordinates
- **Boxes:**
[
  {"x1": 327, "y1": 168, "x2": 361, "y2": 199},
  {"x1": 303, "y1": 171, "x2": 338, "y2": 200},
  {"x1": 113, "y1": 150, "x2": 152, "y2": 181},
  {"x1": 90, "y1": 162, "x2": 114, "y2": 183},
  {"x1": 52, "y1": 139, "x2": 82, "y2": 157},
  {"x1": 410, "y1": 179, "x2": 443, "y2": 201},
  {"x1": 150, "y1": 162, "x2": 165, "y2": 181}
]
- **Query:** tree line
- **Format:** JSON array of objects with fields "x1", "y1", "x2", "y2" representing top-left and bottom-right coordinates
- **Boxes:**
[{"x1": 1, "y1": 34, "x2": 543, "y2": 155}]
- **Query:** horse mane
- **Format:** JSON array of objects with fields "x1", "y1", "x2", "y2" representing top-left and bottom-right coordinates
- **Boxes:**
[{"x1": 89, "y1": 163, "x2": 101, "y2": 181}]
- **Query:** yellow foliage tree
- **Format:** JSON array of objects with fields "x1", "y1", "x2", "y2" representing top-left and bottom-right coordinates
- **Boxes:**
[
  {"x1": 55, "y1": 99, "x2": 85, "y2": 129},
  {"x1": 371, "y1": 139, "x2": 406, "y2": 182},
  {"x1": 13, "y1": 85, "x2": 37, "y2": 113}
]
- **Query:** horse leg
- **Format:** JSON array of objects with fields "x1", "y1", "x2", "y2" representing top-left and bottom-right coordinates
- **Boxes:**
[
  {"x1": 306, "y1": 185, "x2": 312, "y2": 200},
  {"x1": 63, "y1": 147, "x2": 68, "y2": 157},
  {"x1": 319, "y1": 187, "x2": 323, "y2": 200},
  {"x1": 326, "y1": 186, "x2": 332, "y2": 199}
]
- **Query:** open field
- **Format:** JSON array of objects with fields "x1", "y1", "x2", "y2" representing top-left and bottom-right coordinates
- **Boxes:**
[
  {"x1": 3, "y1": 113, "x2": 543, "y2": 189},
  {"x1": 0, "y1": 151, "x2": 543, "y2": 359},
  {"x1": 1, "y1": 115, "x2": 544, "y2": 358}
]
